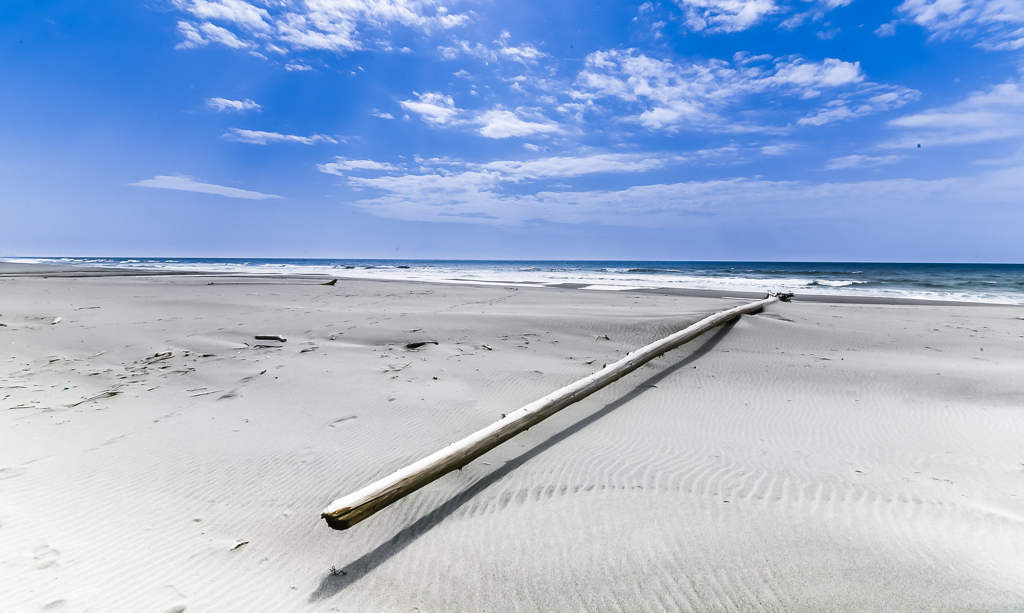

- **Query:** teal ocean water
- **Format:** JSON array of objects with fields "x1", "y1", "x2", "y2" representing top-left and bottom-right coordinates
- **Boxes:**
[{"x1": 7, "y1": 258, "x2": 1023, "y2": 304}]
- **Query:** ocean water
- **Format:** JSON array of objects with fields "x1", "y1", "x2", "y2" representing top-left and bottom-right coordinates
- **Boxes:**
[{"x1": 6, "y1": 257, "x2": 1024, "y2": 304}]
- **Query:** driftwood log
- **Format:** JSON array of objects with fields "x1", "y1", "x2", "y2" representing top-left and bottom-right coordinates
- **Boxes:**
[{"x1": 322, "y1": 295, "x2": 781, "y2": 530}]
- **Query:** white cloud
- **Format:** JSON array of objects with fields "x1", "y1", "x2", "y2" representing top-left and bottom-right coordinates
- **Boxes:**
[
  {"x1": 573, "y1": 49, "x2": 913, "y2": 131},
  {"x1": 399, "y1": 91, "x2": 460, "y2": 125},
  {"x1": 815, "y1": 26, "x2": 841, "y2": 39},
  {"x1": 897, "y1": 0, "x2": 1024, "y2": 50},
  {"x1": 797, "y1": 86, "x2": 920, "y2": 126},
  {"x1": 285, "y1": 62, "x2": 313, "y2": 71},
  {"x1": 130, "y1": 175, "x2": 283, "y2": 199},
  {"x1": 476, "y1": 109, "x2": 560, "y2": 138},
  {"x1": 319, "y1": 152, "x2": 679, "y2": 222},
  {"x1": 760, "y1": 143, "x2": 796, "y2": 155},
  {"x1": 320, "y1": 156, "x2": 1024, "y2": 227},
  {"x1": 171, "y1": 0, "x2": 469, "y2": 55},
  {"x1": 436, "y1": 33, "x2": 553, "y2": 66},
  {"x1": 884, "y1": 80, "x2": 1024, "y2": 146},
  {"x1": 175, "y1": 20, "x2": 252, "y2": 50},
  {"x1": 768, "y1": 57, "x2": 863, "y2": 94},
  {"x1": 176, "y1": 0, "x2": 272, "y2": 31},
  {"x1": 222, "y1": 128, "x2": 337, "y2": 145},
  {"x1": 499, "y1": 43, "x2": 548, "y2": 64},
  {"x1": 874, "y1": 20, "x2": 898, "y2": 37},
  {"x1": 205, "y1": 97, "x2": 261, "y2": 112},
  {"x1": 372, "y1": 110, "x2": 395, "y2": 119},
  {"x1": 438, "y1": 45, "x2": 460, "y2": 59},
  {"x1": 472, "y1": 153, "x2": 671, "y2": 180},
  {"x1": 676, "y1": 0, "x2": 863, "y2": 34},
  {"x1": 399, "y1": 92, "x2": 563, "y2": 139},
  {"x1": 573, "y1": 50, "x2": 732, "y2": 129},
  {"x1": 318, "y1": 157, "x2": 400, "y2": 175},
  {"x1": 319, "y1": 151, "x2": 670, "y2": 187},
  {"x1": 677, "y1": 0, "x2": 781, "y2": 33},
  {"x1": 825, "y1": 154, "x2": 905, "y2": 169}
]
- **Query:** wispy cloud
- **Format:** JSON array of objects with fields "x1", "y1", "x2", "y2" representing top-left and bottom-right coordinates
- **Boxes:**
[
  {"x1": 874, "y1": 20, "x2": 898, "y2": 37},
  {"x1": 572, "y1": 49, "x2": 916, "y2": 131},
  {"x1": 222, "y1": 128, "x2": 337, "y2": 145},
  {"x1": 171, "y1": 0, "x2": 469, "y2": 55},
  {"x1": 399, "y1": 92, "x2": 563, "y2": 138},
  {"x1": 883, "y1": 80, "x2": 1024, "y2": 147},
  {"x1": 897, "y1": 0, "x2": 1024, "y2": 50},
  {"x1": 399, "y1": 91, "x2": 460, "y2": 125},
  {"x1": 470, "y1": 153, "x2": 672, "y2": 181},
  {"x1": 318, "y1": 157, "x2": 401, "y2": 175},
  {"x1": 676, "y1": 0, "x2": 782, "y2": 33},
  {"x1": 284, "y1": 62, "x2": 313, "y2": 72},
  {"x1": 205, "y1": 97, "x2": 260, "y2": 112},
  {"x1": 825, "y1": 154, "x2": 905, "y2": 169},
  {"x1": 319, "y1": 154, "x2": 1024, "y2": 227},
  {"x1": 797, "y1": 87, "x2": 920, "y2": 126},
  {"x1": 476, "y1": 109, "x2": 560, "y2": 138},
  {"x1": 323, "y1": 152, "x2": 672, "y2": 186},
  {"x1": 675, "y1": 0, "x2": 856, "y2": 34},
  {"x1": 496, "y1": 31, "x2": 549, "y2": 64},
  {"x1": 436, "y1": 31, "x2": 548, "y2": 65},
  {"x1": 313, "y1": 150, "x2": 782, "y2": 224},
  {"x1": 175, "y1": 20, "x2": 252, "y2": 50},
  {"x1": 130, "y1": 175, "x2": 283, "y2": 199},
  {"x1": 760, "y1": 143, "x2": 797, "y2": 155}
]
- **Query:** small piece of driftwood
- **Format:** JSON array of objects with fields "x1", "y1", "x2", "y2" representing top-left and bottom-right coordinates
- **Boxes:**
[
  {"x1": 321, "y1": 295, "x2": 779, "y2": 530},
  {"x1": 255, "y1": 335, "x2": 287, "y2": 342},
  {"x1": 68, "y1": 388, "x2": 122, "y2": 407},
  {"x1": 143, "y1": 351, "x2": 173, "y2": 364},
  {"x1": 405, "y1": 341, "x2": 438, "y2": 350}
]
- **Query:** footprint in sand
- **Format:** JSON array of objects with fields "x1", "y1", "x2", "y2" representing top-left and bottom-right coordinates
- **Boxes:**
[
  {"x1": 0, "y1": 466, "x2": 27, "y2": 480},
  {"x1": 33, "y1": 543, "x2": 61, "y2": 570}
]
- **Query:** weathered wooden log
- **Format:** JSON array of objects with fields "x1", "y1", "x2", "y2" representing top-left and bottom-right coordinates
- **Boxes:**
[
  {"x1": 322, "y1": 295, "x2": 780, "y2": 530},
  {"x1": 255, "y1": 335, "x2": 287, "y2": 342}
]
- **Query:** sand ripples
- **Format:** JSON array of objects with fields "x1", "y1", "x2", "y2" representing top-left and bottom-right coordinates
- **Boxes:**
[{"x1": 3, "y1": 280, "x2": 1024, "y2": 611}]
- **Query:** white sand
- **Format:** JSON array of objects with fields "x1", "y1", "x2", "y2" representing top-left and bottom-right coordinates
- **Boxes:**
[{"x1": 1, "y1": 267, "x2": 1023, "y2": 612}]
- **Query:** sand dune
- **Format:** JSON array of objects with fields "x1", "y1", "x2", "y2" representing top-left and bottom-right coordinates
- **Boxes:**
[{"x1": 1, "y1": 267, "x2": 1023, "y2": 612}]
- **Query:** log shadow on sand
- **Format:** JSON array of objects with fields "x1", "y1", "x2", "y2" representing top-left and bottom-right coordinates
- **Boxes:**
[{"x1": 311, "y1": 320, "x2": 739, "y2": 602}]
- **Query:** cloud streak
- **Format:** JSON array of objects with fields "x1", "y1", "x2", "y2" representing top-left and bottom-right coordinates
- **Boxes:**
[
  {"x1": 884, "y1": 80, "x2": 1024, "y2": 147},
  {"x1": 222, "y1": 128, "x2": 337, "y2": 145},
  {"x1": 331, "y1": 160, "x2": 1024, "y2": 227},
  {"x1": 675, "y1": 0, "x2": 859, "y2": 34},
  {"x1": 318, "y1": 157, "x2": 401, "y2": 174},
  {"x1": 572, "y1": 49, "x2": 917, "y2": 131},
  {"x1": 205, "y1": 97, "x2": 261, "y2": 111},
  {"x1": 825, "y1": 154, "x2": 905, "y2": 169},
  {"x1": 677, "y1": 0, "x2": 781, "y2": 33},
  {"x1": 399, "y1": 92, "x2": 563, "y2": 138},
  {"x1": 171, "y1": 0, "x2": 469, "y2": 54},
  {"x1": 130, "y1": 175, "x2": 283, "y2": 199},
  {"x1": 476, "y1": 109, "x2": 560, "y2": 138},
  {"x1": 897, "y1": 0, "x2": 1024, "y2": 50}
]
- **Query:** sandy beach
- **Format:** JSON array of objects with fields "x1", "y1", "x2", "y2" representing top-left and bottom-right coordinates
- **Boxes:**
[{"x1": 2, "y1": 263, "x2": 1023, "y2": 612}]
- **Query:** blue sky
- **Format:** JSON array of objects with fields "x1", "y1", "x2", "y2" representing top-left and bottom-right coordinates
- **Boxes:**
[{"x1": 2, "y1": 0, "x2": 1023, "y2": 261}]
